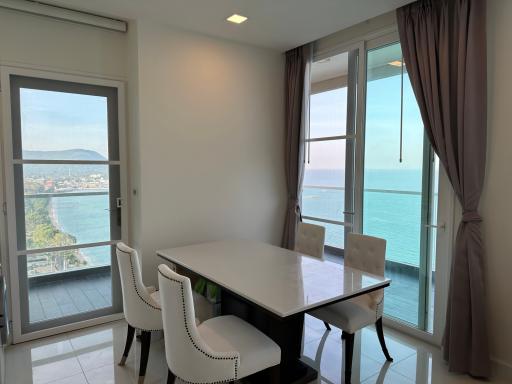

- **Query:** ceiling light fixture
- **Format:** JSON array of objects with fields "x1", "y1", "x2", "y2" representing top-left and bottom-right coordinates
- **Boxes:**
[{"x1": 226, "y1": 14, "x2": 248, "y2": 24}]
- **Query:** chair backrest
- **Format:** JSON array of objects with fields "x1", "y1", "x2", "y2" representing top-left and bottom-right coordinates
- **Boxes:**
[
  {"x1": 345, "y1": 233, "x2": 386, "y2": 308},
  {"x1": 158, "y1": 264, "x2": 239, "y2": 383},
  {"x1": 345, "y1": 233, "x2": 386, "y2": 277},
  {"x1": 294, "y1": 222, "x2": 326, "y2": 259},
  {"x1": 116, "y1": 242, "x2": 162, "y2": 330}
]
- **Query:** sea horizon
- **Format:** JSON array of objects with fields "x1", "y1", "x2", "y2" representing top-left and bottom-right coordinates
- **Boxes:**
[{"x1": 49, "y1": 167, "x2": 427, "y2": 269}]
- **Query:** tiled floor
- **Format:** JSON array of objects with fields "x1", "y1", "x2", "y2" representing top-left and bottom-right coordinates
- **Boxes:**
[
  {"x1": 4, "y1": 317, "x2": 508, "y2": 384},
  {"x1": 29, "y1": 271, "x2": 112, "y2": 323}
]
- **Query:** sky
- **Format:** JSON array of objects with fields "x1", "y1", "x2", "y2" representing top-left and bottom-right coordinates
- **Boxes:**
[{"x1": 20, "y1": 88, "x2": 109, "y2": 158}]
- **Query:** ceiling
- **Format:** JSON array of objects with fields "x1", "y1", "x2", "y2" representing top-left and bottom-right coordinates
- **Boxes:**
[
  {"x1": 311, "y1": 52, "x2": 349, "y2": 84},
  {"x1": 45, "y1": 0, "x2": 415, "y2": 51},
  {"x1": 311, "y1": 41, "x2": 404, "y2": 84}
]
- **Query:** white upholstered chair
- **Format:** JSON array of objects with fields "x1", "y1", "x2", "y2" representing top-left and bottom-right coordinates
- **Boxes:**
[
  {"x1": 294, "y1": 221, "x2": 326, "y2": 259},
  {"x1": 308, "y1": 233, "x2": 393, "y2": 384},
  {"x1": 116, "y1": 242, "x2": 162, "y2": 383},
  {"x1": 157, "y1": 264, "x2": 281, "y2": 384},
  {"x1": 294, "y1": 221, "x2": 331, "y2": 331}
]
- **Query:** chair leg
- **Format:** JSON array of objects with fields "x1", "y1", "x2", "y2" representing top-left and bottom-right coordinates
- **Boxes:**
[
  {"x1": 167, "y1": 369, "x2": 175, "y2": 384},
  {"x1": 119, "y1": 324, "x2": 135, "y2": 366},
  {"x1": 138, "y1": 331, "x2": 152, "y2": 383},
  {"x1": 269, "y1": 364, "x2": 280, "y2": 384},
  {"x1": 375, "y1": 318, "x2": 393, "y2": 362},
  {"x1": 323, "y1": 321, "x2": 331, "y2": 331},
  {"x1": 344, "y1": 332, "x2": 355, "y2": 384}
]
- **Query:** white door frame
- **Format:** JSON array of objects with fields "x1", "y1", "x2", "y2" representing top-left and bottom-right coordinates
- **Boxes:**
[{"x1": 0, "y1": 66, "x2": 128, "y2": 343}]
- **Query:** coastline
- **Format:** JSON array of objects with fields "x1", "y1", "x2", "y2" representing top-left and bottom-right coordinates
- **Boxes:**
[{"x1": 48, "y1": 196, "x2": 88, "y2": 265}]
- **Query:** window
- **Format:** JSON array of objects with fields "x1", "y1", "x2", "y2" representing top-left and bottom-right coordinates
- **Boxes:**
[
  {"x1": 305, "y1": 38, "x2": 445, "y2": 336},
  {"x1": 302, "y1": 51, "x2": 357, "y2": 251}
]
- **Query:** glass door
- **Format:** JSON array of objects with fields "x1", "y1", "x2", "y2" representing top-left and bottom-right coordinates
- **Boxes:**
[
  {"x1": 362, "y1": 42, "x2": 438, "y2": 331},
  {"x1": 4, "y1": 74, "x2": 124, "y2": 341},
  {"x1": 301, "y1": 48, "x2": 359, "y2": 253}
]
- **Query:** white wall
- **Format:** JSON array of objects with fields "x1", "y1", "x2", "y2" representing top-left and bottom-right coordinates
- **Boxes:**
[
  {"x1": 131, "y1": 21, "x2": 286, "y2": 284},
  {"x1": 482, "y1": 0, "x2": 512, "y2": 371}
]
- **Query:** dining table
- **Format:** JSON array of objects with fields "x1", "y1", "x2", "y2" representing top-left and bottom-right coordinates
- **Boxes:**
[{"x1": 157, "y1": 239, "x2": 391, "y2": 384}]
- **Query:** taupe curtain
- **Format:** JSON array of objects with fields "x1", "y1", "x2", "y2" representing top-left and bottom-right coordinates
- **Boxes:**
[
  {"x1": 282, "y1": 44, "x2": 312, "y2": 249},
  {"x1": 397, "y1": 0, "x2": 489, "y2": 377}
]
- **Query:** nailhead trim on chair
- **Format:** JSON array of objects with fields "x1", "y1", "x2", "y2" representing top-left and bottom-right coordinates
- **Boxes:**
[
  {"x1": 375, "y1": 297, "x2": 384, "y2": 320},
  {"x1": 117, "y1": 246, "x2": 161, "y2": 311},
  {"x1": 126, "y1": 322, "x2": 162, "y2": 332},
  {"x1": 158, "y1": 270, "x2": 239, "y2": 384}
]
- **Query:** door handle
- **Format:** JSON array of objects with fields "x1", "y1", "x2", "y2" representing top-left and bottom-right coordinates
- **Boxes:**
[{"x1": 425, "y1": 223, "x2": 445, "y2": 230}]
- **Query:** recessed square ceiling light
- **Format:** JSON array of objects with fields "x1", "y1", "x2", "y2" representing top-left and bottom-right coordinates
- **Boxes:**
[
  {"x1": 388, "y1": 60, "x2": 403, "y2": 67},
  {"x1": 226, "y1": 14, "x2": 248, "y2": 24}
]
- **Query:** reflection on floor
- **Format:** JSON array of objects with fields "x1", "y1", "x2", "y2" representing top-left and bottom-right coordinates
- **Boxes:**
[
  {"x1": 5, "y1": 317, "x2": 507, "y2": 384},
  {"x1": 29, "y1": 271, "x2": 112, "y2": 323}
]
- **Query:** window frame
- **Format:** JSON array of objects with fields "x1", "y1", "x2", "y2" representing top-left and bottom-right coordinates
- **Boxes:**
[{"x1": 302, "y1": 48, "x2": 360, "y2": 252}]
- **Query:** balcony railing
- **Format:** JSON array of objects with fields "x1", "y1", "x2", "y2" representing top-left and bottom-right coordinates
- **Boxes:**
[
  {"x1": 302, "y1": 185, "x2": 437, "y2": 270},
  {"x1": 303, "y1": 184, "x2": 422, "y2": 196}
]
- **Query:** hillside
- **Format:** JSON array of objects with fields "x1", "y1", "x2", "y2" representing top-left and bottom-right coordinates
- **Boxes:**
[{"x1": 23, "y1": 149, "x2": 107, "y2": 161}]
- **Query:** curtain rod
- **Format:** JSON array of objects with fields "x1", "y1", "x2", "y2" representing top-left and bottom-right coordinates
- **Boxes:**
[{"x1": 0, "y1": 0, "x2": 127, "y2": 32}]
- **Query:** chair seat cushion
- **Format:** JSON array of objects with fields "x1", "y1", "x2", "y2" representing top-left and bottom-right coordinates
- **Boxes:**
[
  {"x1": 198, "y1": 315, "x2": 280, "y2": 379},
  {"x1": 146, "y1": 285, "x2": 157, "y2": 294},
  {"x1": 149, "y1": 290, "x2": 161, "y2": 308},
  {"x1": 309, "y1": 297, "x2": 377, "y2": 334}
]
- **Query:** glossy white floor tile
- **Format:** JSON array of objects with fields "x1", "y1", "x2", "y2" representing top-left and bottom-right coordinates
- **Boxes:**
[{"x1": 4, "y1": 317, "x2": 508, "y2": 384}]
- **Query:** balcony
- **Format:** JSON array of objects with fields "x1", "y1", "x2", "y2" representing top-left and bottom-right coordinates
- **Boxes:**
[{"x1": 28, "y1": 266, "x2": 112, "y2": 323}]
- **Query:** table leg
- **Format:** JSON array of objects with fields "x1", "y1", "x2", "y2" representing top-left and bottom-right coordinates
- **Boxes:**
[{"x1": 221, "y1": 290, "x2": 317, "y2": 384}]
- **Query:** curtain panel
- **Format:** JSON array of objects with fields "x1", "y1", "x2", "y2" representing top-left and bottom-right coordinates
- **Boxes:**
[
  {"x1": 397, "y1": 0, "x2": 489, "y2": 377},
  {"x1": 282, "y1": 44, "x2": 312, "y2": 249}
]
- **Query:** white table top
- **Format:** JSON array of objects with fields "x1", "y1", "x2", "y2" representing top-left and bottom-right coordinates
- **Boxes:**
[{"x1": 157, "y1": 240, "x2": 391, "y2": 318}]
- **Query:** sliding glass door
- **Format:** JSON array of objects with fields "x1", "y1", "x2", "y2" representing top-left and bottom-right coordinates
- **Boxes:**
[
  {"x1": 301, "y1": 49, "x2": 358, "y2": 252},
  {"x1": 362, "y1": 42, "x2": 438, "y2": 330},
  {"x1": 3, "y1": 72, "x2": 125, "y2": 341},
  {"x1": 304, "y1": 39, "x2": 443, "y2": 333}
]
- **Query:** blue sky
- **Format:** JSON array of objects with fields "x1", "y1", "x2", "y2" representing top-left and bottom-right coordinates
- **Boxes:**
[
  {"x1": 308, "y1": 73, "x2": 424, "y2": 171},
  {"x1": 20, "y1": 88, "x2": 109, "y2": 158}
]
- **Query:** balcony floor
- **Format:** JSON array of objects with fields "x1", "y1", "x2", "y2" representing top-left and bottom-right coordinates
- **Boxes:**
[{"x1": 29, "y1": 270, "x2": 112, "y2": 323}]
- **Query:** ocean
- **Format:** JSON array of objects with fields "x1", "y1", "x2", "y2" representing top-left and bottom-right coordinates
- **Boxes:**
[
  {"x1": 51, "y1": 194, "x2": 111, "y2": 267},
  {"x1": 51, "y1": 169, "x2": 427, "y2": 268},
  {"x1": 303, "y1": 169, "x2": 425, "y2": 267}
]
